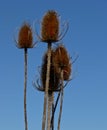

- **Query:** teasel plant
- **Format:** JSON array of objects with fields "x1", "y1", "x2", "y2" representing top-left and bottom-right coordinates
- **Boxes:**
[
  {"x1": 33, "y1": 10, "x2": 69, "y2": 130},
  {"x1": 33, "y1": 50, "x2": 61, "y2": 130},
  {"x1": 33, "y1": 44, "x2": 72, "y2": 130},
  {"x1": 39, "y1": 10, "x2": 69, "y2": 130},
  {"x1": 14, "y1": 22, "x2": 35, "y2": 130},
  {"x1": 53, "y1": 44, "x2": 71, "y2": 130},
  {"x1": 40, "y1": 10, "x2": 57, "y2": 130}
]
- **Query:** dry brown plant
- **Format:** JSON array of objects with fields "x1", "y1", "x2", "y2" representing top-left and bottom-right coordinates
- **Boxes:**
[{"x1": 15, "y1": 22, "x2": 35, "y2": 130}]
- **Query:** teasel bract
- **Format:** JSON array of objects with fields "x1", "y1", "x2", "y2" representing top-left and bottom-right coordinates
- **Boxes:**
[{"x1": 15, "y1": 22, "x2": 35, "y2": 130}]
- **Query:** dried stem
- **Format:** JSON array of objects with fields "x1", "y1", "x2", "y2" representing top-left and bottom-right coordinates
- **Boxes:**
[
  {"x1": 51, "y1": 92, "x2": 60, "y2": 129},
  {"x1": 24, "y1": 48, "x2": 28, "y2": 130},
  {"x1": 57, "y1": 70, "x2": 64, "y2": 130},
  {"x1": 42, "y1": 43, "x2": 52, "y2": 130},
  {"x1": 47, "y1": 93, "x2": 54, "y2": 130},
  {"x1": 51, "y1": 97, "x2": 54, "y2": 130}
]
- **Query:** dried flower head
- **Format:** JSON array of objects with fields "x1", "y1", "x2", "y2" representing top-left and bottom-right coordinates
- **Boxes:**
[
  {"x1": 17, "y1": 23, "x2": 34, "y2": 48},
  {"x1": 37, "y1": 50, "x2": 60, "y2": 93},
  {"x1": 53, "y1": 45, "x2": 71, "y2": 80},
  {"x1": 41, "y1": 10, "x2": 59, "y2": 43}
]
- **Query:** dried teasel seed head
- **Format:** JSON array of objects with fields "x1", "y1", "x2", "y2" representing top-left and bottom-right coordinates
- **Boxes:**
[
  {"x1": 41, "y1": 50, "x2": 60, "y2": 92},
  {"x1": 17, "y1": 23, "x2": 33, "y2": 48},
  {"x1": 41, "y1": 10, "x2": 59, "y2": 43},
  {"x1": 53, "y1": 45, "x2": 71, "y2": 80}
]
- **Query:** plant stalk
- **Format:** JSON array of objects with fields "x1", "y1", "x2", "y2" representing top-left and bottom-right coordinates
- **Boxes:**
[
  {"x1": 51, "y1": 92, "x2": 60, "y2": 129},
  {"x1": 24, "y1": 48, "x2": 28, "y2": 130},
  {"x1": 57, "y1": 70, "x2": 64, "y2": 130},
  {"x1": 42, "y1": 43, "x2": 52, "y2": 130},
  {"x1": 51, "y1": 93, "x2": 54, "y2": 130},
  {"x1": 47, "y1": 93, "x2": 54, "y2": 130}
]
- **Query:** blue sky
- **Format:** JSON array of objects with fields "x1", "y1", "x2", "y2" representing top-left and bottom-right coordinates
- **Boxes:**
[{"x1": 0, "y1": 0, "x2": 107, "y2": 130}]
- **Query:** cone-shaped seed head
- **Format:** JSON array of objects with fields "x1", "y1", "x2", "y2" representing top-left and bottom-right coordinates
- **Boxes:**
[
  {"x1": 18, "y1": 23, "x2": 33, "y2": 48},
  {"x1": 53, "y1": 45, "x2": 71, "y2": 80},
  {"x1": 41, "y1": 50, "x2": 60, "y2": 92},
  {"x1": 41, "y1": 10, "x2": 59, "y2": 43}
]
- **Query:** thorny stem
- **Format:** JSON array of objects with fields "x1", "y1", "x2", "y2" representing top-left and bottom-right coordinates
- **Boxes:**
[
  {"x1": 24, "y1": 48, "x2": 28, "y2": 130},
  {"x1": 57, "y1": 70, "x2": 64, "y2": 130},
  {"x1": 42, "y1": 43, "x2": 52, "y2": 130}
]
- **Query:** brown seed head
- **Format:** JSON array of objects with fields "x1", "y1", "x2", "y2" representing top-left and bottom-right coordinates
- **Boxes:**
[
  {"x1": 53, "y1": 45, "x2": 71, "y2": 80},
  {"x1": 41, "y1": 50, "x2": 60, "y2": 92},
  {"x1": 18, "y1": 23, "x2": 33, "y2": 48},
  {"x1": 41, "y1": 10, "x2": 59, "y2": 43}
]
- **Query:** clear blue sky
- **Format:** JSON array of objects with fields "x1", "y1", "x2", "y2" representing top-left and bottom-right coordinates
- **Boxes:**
[{"x1": 0, "y1": 0, "x2": 107, "y2": 130}]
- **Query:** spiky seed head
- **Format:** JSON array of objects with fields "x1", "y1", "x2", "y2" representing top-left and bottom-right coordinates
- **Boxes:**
[
  {"x1": 17, "y1": 23, "x2": 33, "y2": 48},
  {"x1": 41, "y1": 50, "x2": 60, "y2": 92},
  {"x1": 41, "y1": 10, "x2": 59, "y2": 43},
  {"x1": 53, "y1": 45, "x2": 71, "y2": 80}
]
